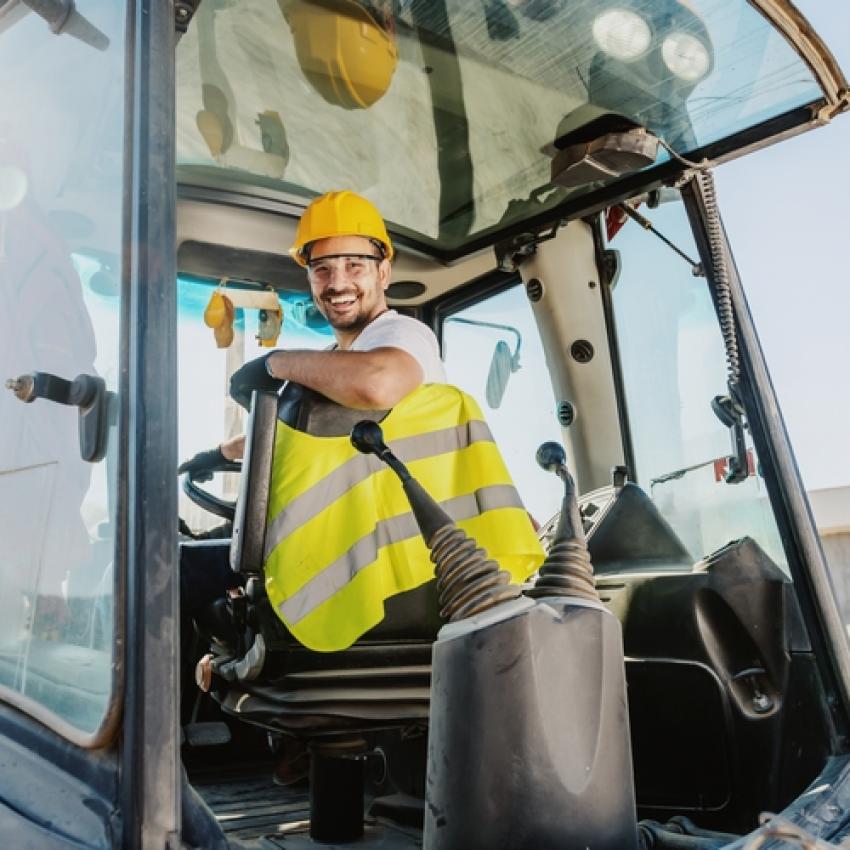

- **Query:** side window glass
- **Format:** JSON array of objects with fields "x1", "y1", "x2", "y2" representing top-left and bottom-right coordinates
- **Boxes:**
[
  {"x1": 0, "y1": 4, "x2": 126, "y2": 738},
  {"x1": 610, "y1": 194, "x2": 787, "y2": 570},
  {"x1": 442, "y1": 284, "x2": 563, "y2": 525}
]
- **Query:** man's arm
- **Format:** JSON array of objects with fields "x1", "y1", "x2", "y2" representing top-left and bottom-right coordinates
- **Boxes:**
[
  {"x1": 266, "y1": 346, "x2": 423, "y2": 409},
  {"x1": 220, "y1": 345, "x2": 423, "y2": 459},
  {"x1": 220, "y1": 434, "x2": 245, "y2": 461}
]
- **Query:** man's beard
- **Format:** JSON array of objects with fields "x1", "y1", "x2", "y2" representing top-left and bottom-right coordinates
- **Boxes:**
[
  {"x1": 317, "y1": 292, "x2": 371, "y2": 332},
  {"x1": 326, "y1": 309, "x2": 370, "y2": 332}
]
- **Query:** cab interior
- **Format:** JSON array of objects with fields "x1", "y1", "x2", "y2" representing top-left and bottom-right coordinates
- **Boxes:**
[
  {"x1": 173, "y1": 180, "x2": 833, "y2": 848},
  {"x1": 2, "y1": 1, "x2": 848, "y2": 848},
  {"x1": 166, "y1": 3, "x2": 849, "y2": 845}
]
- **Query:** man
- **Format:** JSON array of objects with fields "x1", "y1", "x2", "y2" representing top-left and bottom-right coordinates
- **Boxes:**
[
  {"x1": 181, "y1": 192, "x2": 542, "y2": 781},
  {"x1": 219, "y1": 189, "x2": 445, "y2": 461},
  {"x1": 180, "y1": 191, "x2": 447, "y2": 782}
]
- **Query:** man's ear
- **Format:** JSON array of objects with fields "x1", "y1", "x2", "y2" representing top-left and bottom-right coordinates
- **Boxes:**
[{"x1": 378, "y1": 259, "x2": 392, "y2": 290}]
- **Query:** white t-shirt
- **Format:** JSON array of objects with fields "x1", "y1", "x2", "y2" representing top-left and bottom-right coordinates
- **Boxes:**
[{"x1": 348, "y1": 310, "x2": 447, "y2": 384}]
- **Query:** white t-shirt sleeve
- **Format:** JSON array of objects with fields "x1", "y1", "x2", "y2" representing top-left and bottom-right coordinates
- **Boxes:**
[{"x1": 352, "y1": 311, "x2": 447, "y2": 384}]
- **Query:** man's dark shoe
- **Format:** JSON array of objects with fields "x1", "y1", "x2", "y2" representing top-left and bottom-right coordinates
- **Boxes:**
[{"x1": 272, "y1": 739, "x2": 310, "y2": 787}]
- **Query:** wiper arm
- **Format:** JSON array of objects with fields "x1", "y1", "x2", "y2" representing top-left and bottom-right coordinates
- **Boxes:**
[
  {"x1": 14, "y1": 0, "x2": 109, "y2": 51},
  {"x1": 617, "y1": 203, "x2": 704, "y2": 277},
  {"x1": 650, "y1": 457, "x2": 717, "y2": 488}
]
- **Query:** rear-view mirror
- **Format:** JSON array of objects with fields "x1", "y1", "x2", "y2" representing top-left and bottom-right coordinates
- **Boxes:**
[
  {"x1": 486, "y1": 340, "x2": 514, "y2": 409},
  {"x1": 444, "y1": 317, "x2": 522, "y2": 409}
]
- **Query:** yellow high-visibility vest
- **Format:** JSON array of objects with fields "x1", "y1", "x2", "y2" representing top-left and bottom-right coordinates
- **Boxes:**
[{"x1": 263, "y1": 384, "x2": 545, "y2": 651}]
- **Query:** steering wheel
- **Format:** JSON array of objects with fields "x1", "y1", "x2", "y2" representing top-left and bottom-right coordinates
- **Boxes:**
[{"x1": 180, "y1": 455, "x2": 242, "y2": 521}]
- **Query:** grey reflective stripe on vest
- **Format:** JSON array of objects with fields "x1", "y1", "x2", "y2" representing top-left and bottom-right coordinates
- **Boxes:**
[
  {"x1": 264, "y1": 419, "x2": 495, "y2": 561},
  {"x1": 277, "y1": 483, "x2": 524, "y2": 625}
]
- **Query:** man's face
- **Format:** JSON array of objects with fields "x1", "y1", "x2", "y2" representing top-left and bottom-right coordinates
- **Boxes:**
[{"x1": 306, "y1": 235, "x2": 390, "y2": 335}]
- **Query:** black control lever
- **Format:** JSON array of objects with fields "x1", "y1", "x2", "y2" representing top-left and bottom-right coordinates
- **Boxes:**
[
  {"x1": 6, "y1": 371, "x2": 111, "y2": 462},
  {"x1": 351, "y1": 420, "x2": 453, "y2": 543},
  {"x1": 535, "y1": 441, "x2": 584, "y2": 543},
  {"x1": 351, "y1": 420, "x2": 521, "y2": 621},
  {"x1": 350, "y1": 421, "x2": 412, "y2": 482},
  {"x1": 528, "y1": 441, "x2": 598, "y2": 602},
  {"x1": 536, "y1": 440, "x2": 568, "y2": 479}
]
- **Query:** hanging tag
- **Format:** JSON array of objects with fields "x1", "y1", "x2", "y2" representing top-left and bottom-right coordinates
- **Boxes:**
[{"x1": 257, "y1": 306, "x2": 282, "y2": 347}]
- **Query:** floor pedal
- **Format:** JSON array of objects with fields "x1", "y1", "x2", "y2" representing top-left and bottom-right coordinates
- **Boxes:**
[{"x1": 183, "y1": 721, "x2": 232, "y2": 747}]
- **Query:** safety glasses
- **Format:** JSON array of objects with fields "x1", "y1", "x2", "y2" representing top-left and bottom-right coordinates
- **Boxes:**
[{"x1": 306, "y1": 253, "x2": 383, "y2": 284}]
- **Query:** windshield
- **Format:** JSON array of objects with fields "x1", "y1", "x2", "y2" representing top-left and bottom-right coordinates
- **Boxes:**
[
  {"x1": 176, "y1": 0, "x2": 823, "y2": 255},
  {"x1": 610, "y1": 191, "x2": 786, "y2": 568}
]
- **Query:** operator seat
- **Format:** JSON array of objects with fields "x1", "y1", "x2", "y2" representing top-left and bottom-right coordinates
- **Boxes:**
[{"x1": 202, "y1": 385, "x2": 440, "y2": 734}]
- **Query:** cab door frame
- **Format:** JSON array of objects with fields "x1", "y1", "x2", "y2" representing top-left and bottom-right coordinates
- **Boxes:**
[
  {"x1": 0, "y1": 0, "x2": 179, "y2": 847},
  {"x1": 682, "y1": 174, "x2": 850, "y2": 745},
  {"x1": 120, "y1": 0, "x2": 181, "y2": 846}
]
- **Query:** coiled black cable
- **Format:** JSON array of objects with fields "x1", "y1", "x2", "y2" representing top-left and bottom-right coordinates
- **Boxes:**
[
  {"x1": 656, "y1": 141, "x2": 741, "y2": 395},
  {"x1": 696, "y1": 169, "x2": 741, "y2": 392}
]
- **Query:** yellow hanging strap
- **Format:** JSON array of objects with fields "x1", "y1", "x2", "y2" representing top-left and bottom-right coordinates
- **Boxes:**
[
  {"x1": 203, "y1": 283, "x2": 284, "y2": 348},
  {"x1": 203, "y1": 281, "x2": 235, "y2": 349}
]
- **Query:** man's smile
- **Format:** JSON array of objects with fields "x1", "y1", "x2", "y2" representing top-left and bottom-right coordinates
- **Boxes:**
[{"x1": 327, "y1": 292, "x2": 358, "y2": 307}]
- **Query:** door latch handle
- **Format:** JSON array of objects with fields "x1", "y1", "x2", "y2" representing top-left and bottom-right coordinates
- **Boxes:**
[{"x1": 6, "y1": 372, "x2": 111, "y2": 463}]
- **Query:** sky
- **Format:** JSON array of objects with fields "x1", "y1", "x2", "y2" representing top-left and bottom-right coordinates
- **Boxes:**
[{"x1": 714, "y1": 3, "x2": 850, "y2": 492}]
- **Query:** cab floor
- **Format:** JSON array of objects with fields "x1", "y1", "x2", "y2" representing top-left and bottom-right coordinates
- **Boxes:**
[{"x1": 191, "y1": 765, "x2": 421, "y2": 849}]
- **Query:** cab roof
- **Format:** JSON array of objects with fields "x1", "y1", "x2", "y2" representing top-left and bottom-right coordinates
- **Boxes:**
[{"x1": 175, "y1": 0, "x2": 848, "y2": 263}]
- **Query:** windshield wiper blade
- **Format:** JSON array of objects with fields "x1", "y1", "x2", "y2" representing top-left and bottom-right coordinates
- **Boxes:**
[{"x1": 650, "y1": 457, "x2": 717, "y2": 487}]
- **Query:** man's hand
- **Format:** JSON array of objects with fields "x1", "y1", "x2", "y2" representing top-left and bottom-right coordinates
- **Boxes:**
[
  {"x1": 178, "y1": 445, "x2": 227, "y2": 481},
  {"x1": 229, "y1": 354, "x2": 285, "y2": 410}
]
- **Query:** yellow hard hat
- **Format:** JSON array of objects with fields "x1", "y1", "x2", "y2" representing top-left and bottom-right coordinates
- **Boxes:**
[
  {"x1": 290, "y1": 190, "x2": 394, "y2": 266},
  {"x1": 282, "y1": 0, "x2": 398, "y2": 111}
]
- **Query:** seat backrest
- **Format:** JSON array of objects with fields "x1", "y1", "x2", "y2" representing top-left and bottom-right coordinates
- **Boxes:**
[
  {"x1": 230, "y1": 383, "x2": 440, "y2": 633},
  {"x1": 276, "y1": 380, "x2": 388, "y2": 437},
  {"x1": 229, "y1": 390, "x2": 279, "y2": 576}
]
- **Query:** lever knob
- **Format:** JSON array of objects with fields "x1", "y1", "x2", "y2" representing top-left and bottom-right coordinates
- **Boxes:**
[
  {"x1": 536, "y1": 441, "x2": 566, "y2": 474},
  {"x1": 350, "y1": 420, "x2": 388, "y2": 457},
  {"x1": 6, "y1": 375, "x2": 35, "y2": 403}
]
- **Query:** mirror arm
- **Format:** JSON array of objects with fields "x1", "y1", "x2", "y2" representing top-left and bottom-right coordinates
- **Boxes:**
[{"x1": 443, "y1": 316, "x2": 523, "y2": 360}]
